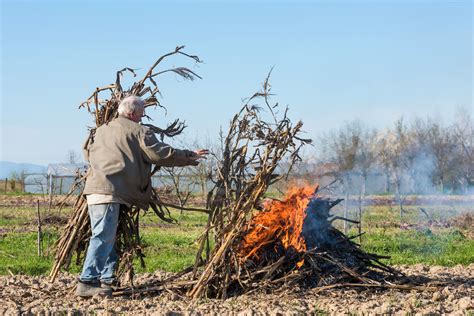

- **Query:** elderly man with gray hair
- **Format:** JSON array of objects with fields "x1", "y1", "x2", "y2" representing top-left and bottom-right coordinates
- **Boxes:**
[{"x1": 77, "y1": 95, "x2": 208, "y2": 297}]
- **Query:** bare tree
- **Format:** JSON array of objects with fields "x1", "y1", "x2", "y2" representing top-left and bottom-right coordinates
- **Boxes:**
[
  {"x1": 319, "y1": 120, "x2": 363, "y2": 233},
  {"x1": 186, "y1": 135, "x2": 218, "y2": 197},
  {"x1": 413, "y1": 117, "x2": 456, "y2": 193},
  {"x1": 8, "y1": 170, "x2": 26, "y2": 192},
  {"x1": 67, "y1": 150, "x2": 80, "y2": 164},
  {"x1": 31, "y1": 174, "x2": 51, "y2": 205},
  {"x1": 162, "y1": 167, "x2": 194, "y2": 212},
  {"x1": 354, "y1": 127, "x2": 377, "y2": 240},
  {"x1": 452, "y1": 107, "x2": 474, "y2": 193},
  {"x1": 428, "y1": 123, "x2": 455, "y2": 192},
  {"x1": 375, "y1": 118, "x2": 414, "y2": 221}
]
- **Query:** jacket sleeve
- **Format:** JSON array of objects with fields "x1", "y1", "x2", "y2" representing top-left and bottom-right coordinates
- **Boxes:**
[
  {"x1": 82, "y1": 136, "x2": 91, "y2": 162},
  {"x1": 139, "y1": 128, "x2": 199, "y2": 167}
]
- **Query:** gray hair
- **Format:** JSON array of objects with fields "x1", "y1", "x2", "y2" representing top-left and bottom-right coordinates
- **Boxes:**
[{"x1": 117, "y1": 95, "x2": 145, "y2": 116}]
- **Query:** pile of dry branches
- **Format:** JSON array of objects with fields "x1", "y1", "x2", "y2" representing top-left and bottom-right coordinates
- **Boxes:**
[{"x1": 50, "y1": 46, "x2": 204, "y2": 283}]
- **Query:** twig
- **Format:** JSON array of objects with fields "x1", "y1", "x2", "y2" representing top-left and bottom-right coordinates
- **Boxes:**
[
  {"x1": 330, "y1": 216, "x2": 360, "y2": 225},
  {"x1": 0, "y1": 250, "x2": 16, "y2": 258},
  {"x1": 157, "y1": 201, "x2": 210, "y2": 214}
]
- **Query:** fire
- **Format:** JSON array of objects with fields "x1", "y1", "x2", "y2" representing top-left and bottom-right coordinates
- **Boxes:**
[{"x1": 237, "y1": 185, "x2": 317, "y2": 265}]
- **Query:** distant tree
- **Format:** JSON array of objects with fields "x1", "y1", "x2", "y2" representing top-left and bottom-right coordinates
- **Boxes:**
[
  {"x1": 452, "y1": 107, "x2": 474, "y2": 193},
  {"x1": 354, "y1": 126, "x2": 377, "y2": 239},
  {"x1": 162, "y1": 167, "x2": 194, "y2": 211},
  {"x1": 67, "y1": 150, "x2": 80, "y2": 164},
  {"x1": 31, "y1": 174, "x2": 51, "y2": 204},
  {"x1": 319, "y1": 120, "x2": 363, "y2": 233},
  {"x1": 375, "y1": 118, "x2": 414, "y2": 220},
  {"x1": 413, "y1": 118, "x2": 456, "y2": 193},
  {"x1": 157, "y1": 134, "x2": 218, "y2": 211},
  {"x1": 410, "y1": 117, "x2": 434, "y2": 193},
  {"x1": 355, "y1": 127, "x2": 377, "y2": 195},
  {"x1": 187, "y1": 136, "x2": 217, "y2": 197},
  {"x1": 8, "y1": 169, "x2": 26, "y2": 192}
]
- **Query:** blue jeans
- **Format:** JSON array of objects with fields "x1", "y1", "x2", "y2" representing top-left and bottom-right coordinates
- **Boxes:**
[{"x1": 80, "y1": 203, "x2": 120, "y2": 284}]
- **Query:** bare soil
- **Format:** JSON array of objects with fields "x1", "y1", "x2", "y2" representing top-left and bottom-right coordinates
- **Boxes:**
[
  {"x1": 0, "y1": 191, "x2": 207, "y2": 209},
  {"x1": 1, "y1": 265, "x2": 472, "y2": 315},
  {"x1": 0, "y1": 194, "x2": 70, "y2": 208}
]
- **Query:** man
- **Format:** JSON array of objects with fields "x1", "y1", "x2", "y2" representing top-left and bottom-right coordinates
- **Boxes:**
[{"x1": 77, "y1": 95, "x2": 208, "y2": 297}]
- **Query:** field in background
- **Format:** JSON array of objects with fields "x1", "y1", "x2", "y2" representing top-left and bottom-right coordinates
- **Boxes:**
[{"x1": 0, "y1": 193, "x2": 473, "y2": 276}]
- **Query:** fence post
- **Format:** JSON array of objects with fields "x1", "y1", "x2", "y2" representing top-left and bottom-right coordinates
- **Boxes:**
[
  {"x1": 48, "y1": 174, "x2": 53, "y2": 212},
  {"x1": 37, "y1": 200, "x2": 42, "y2": 256},
  {"x1": 4, "y1": 178, "x2": 7, "y2": 193}
]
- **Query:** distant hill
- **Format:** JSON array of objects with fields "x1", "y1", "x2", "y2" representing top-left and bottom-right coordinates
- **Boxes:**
[{"x1": 0, "y1": 161, "x2": 47, "y2": 178}]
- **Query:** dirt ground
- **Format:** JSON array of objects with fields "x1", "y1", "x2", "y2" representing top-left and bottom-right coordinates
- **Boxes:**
[
  {"x1": 0, "y1": 195, "x2": 68, "y2": 208},
  {"x1": 0, "y1": 265, "x2": 472, "y2": 315},
  {"x1": 0, "y1": 190, "x2": 207, "y2": 209}
]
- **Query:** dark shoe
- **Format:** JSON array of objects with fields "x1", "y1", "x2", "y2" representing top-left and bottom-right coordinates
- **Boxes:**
[
  {"x1": 76, "y1": 280, "x2": 112, "y2": 298},
  {"x1": 101, "y1": 279, "x2": 120, "y2": 292}
]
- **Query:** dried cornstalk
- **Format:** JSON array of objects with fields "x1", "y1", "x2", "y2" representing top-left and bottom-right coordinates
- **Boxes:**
[{"x1": 50, "y1": 46, "x2": 203, "y2": 283}]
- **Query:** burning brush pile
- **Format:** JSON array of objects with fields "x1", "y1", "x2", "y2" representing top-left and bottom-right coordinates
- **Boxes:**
[
  {"x1": 169, "y1": 185, "x2": 404, "y2": 300},
  {"x1": 164, "y1": 72, "x2": 405, "y2": 300},
  {"x1": 233, "y1": 185, "x2": 402, "y2": 294}
]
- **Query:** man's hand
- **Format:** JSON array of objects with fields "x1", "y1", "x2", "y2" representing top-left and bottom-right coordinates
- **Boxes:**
[{"x1": 191, "y1": 149, "x2": 210, "y2": 161}]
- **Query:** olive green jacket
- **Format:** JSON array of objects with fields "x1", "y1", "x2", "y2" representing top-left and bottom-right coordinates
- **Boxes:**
[{"x1": 83, "y1": 116, "x2": 197, "y2": 210}]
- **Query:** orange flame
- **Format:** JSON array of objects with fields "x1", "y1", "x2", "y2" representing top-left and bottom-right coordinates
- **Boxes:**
[{"x1": 238, "y1": 185, "x2": 317, "y2": 264}]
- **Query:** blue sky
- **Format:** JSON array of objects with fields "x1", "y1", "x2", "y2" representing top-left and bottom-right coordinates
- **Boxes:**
[{"x1": 1, "y1": 0, "x2": 472, "y2": 165}]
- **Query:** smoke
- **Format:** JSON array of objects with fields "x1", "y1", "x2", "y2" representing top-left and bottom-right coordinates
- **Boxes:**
[{"x1": 405, "y1": 150, "x2": 436, "y2": 195}]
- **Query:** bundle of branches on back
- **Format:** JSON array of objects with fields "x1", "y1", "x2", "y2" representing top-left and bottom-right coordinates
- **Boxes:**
[
  {"x1": 50, "y1": 46, "x2": 203, "y2": 283},
  {"x1": 185, "y1": 72, "x2": 312, "y2": 299}
]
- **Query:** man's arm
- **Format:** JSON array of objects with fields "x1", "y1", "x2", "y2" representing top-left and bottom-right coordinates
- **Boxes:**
[{"x1": 140, "y1": 129, "x2": 206, "y2": 167}]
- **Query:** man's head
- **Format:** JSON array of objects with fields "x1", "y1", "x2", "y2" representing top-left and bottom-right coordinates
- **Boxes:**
[{"x1": 118, "y1": 96, "x2": 145, "y2": 123}]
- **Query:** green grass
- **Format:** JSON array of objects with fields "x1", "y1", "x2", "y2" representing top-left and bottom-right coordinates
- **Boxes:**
[
  {"x1": 0, "y1": 231, "x2": 58, "y2": 275},
  {"x1": 0, "y1": 225, "x2": 203, "y2": 275},
  {"x1": 0, "y1": 196, "x2": 473, "y2": 276},
  {"x1": 0, "y1": 207, "x2": 31, "y2": 226},
  {"x1": 136, "y1": 226, "x2": 203, "y2": 272},
  {"x1": 361, "y1": 228, "x2": 474, "y2": 266},
  {"x1": 0, "y1": 207, "x2": 210, "y2": 275}
]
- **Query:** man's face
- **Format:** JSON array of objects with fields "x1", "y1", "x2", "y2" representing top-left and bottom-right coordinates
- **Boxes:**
[{"x1": 130, "y1": 108, "x2": 145, "y2": 123}]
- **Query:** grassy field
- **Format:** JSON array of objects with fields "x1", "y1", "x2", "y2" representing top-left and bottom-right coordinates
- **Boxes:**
[{"x1": 0, "y1": 195, "x2": 473, "y2": 276}]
